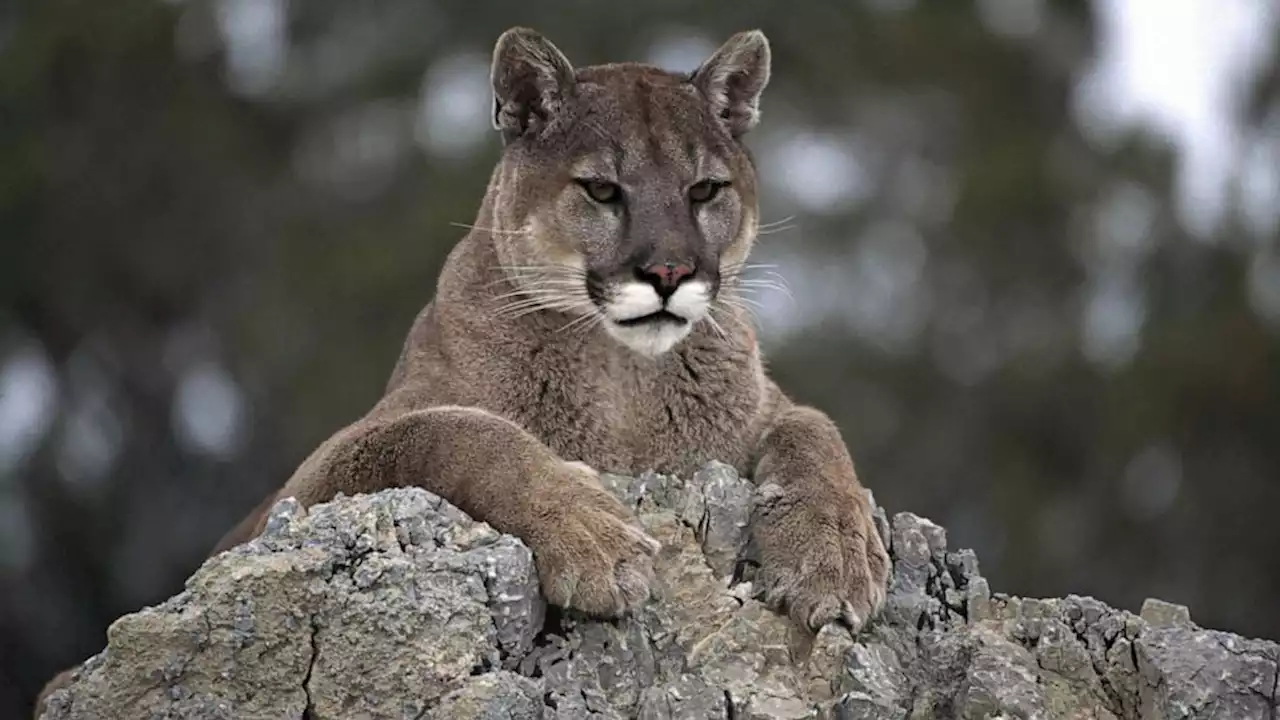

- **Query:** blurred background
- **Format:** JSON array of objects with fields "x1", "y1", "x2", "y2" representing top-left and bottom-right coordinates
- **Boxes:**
[{"x1": 3, "y1": 0, "x2": 1280, "y2": 714}]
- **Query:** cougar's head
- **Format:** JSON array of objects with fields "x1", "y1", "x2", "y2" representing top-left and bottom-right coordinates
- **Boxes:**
[{"x1": 485, "y1": 27, "x2": 770, "y2": 356}]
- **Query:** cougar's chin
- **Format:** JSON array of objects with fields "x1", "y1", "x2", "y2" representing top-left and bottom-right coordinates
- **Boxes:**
[
  {"x1": 604, "y1": 318, "x2": 694, "y2": 357},
  {"x1": 600, "y1": 279, "x2": 712, "y2": 356}
]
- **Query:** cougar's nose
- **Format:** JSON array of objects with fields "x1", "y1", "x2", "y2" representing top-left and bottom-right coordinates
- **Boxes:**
[{"x1": 636, "y1": 262, "x2": 695, "y2": 299}]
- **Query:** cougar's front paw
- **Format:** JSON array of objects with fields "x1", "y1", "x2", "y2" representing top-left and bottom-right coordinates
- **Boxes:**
[
  {"x1": 527, "y1": 463, "x2": 661, "y2": 618},
  {"x1": 752, "y1": 481, "x2": 890, "y2": 633}
]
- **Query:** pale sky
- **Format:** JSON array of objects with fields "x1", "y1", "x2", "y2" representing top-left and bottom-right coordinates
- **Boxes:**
[{"x1": 1077, "y1": 0, "x2": 1279, "y2": 238}]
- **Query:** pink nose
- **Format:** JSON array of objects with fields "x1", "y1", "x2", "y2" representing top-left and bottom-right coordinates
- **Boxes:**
[{"x1": 642, "y1": 263, "x2": 694, "y2": 292}]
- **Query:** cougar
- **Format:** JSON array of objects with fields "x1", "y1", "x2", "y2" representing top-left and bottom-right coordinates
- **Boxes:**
[{"x1": 36, "y1": 27, "x2": 889, "y2": 716}]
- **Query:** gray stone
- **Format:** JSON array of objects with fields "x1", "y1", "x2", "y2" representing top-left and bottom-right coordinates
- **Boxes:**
[
  {"x1": 684, "y1": 461, "x2": 754, "y2": 579},
  {"x1": 42, "y1": 488, "x2": 541, "y2": 720},
  {"x1": 41, "y1": 464, "x2": 1280, "y2": 720},
  {"x1": 428, "y1": 671, "x2": 544, "y2": 719},
  {"x1": 1137, "y1": 626, "x2": 1280, "y2": 719},
  {"x1": 1139, "y1": 597, "x2": 1192, "y2": 628}
]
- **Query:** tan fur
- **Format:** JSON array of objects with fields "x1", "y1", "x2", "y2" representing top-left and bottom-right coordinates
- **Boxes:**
[{"x1": 36, "y1": 27, "x2": 889, "y2": 718}]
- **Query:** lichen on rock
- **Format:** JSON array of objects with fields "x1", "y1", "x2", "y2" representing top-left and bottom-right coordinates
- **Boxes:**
[{"x1": 40, "y1": 462, "x2": 1280, "y2": 719}]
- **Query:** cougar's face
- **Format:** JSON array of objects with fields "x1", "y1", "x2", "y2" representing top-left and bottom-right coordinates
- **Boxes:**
[{"x1": 488, "y1": 30, "x2": 770, "y2": 356}]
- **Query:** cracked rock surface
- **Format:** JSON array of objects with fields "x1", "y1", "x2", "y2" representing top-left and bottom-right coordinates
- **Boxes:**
[{"x1": 41, "y1": 462, "x2": 1280, "y2": 719}]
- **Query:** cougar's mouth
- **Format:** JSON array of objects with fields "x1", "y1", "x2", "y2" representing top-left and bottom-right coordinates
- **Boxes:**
[
  {"x1": 613, "y1": 309, "x2": 689, "y2": 327},
  {"x1": 590, "y1": 274, "x2": 712, "y2": 356}
]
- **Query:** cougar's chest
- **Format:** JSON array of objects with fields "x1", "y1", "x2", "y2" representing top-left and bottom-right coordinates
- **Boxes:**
[
  {"x1": 628, "y1": 335, "x2": 763, "y2": 476},
  {"x1": 502, "y1": 338, "x2": 631, "y2": 469},
  {"x1": 500, "y1": 327, "x2": 763, "y2": 477}
]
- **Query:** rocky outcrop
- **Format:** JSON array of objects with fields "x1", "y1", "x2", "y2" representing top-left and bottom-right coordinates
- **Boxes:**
[{"x1": 40, "y1": 463, "x2": 1280, "y2": 719}]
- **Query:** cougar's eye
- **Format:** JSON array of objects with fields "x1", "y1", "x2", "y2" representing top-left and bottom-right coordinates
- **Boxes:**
[
  {"x1": 689, "y1": 179, "x2": 727, "y2": 204},
  {"x1": 576, "y1": 179, "x2": 622, "y2": 204}
]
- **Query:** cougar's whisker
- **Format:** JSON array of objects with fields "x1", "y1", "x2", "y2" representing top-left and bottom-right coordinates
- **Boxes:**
[
  {"x1": 557, "y1": 309, "x2": 603, "y2": 334},
  {"x1": 491, "y1": 285, "x2": 586, "y2": 301},
  {"x1": 757, "y1": 225, "x2": 797, "y2": 236},
  {"x1": 727, "y1": 280, "x2": 791, "y2": 297},
  {"x1": 494, "y1": 264, "x2": 586, "y2": 274},
  {"x1": 703, "y1": 312, "x2": 729, "y2": 342},
  {"x1": 483, "y1": 265, "x2": 588, "y2": 291},
  {"x1": 491, "y1": 292, "x2": 583, "y2": 312},
  {"x1": 450, "y1": 222, "x2": 530, "y2": 236},
  {"x1": 494, "y1": 289, "x2": 589, "y2": 307},
  {"x1": 499, "y1": 304, "x2": 571, "y2": 321},
  {"x1": 721, "y1": 262, "x2": 782, "y2": 275},
  {"x1": 719, "y1": 263, "x2": 783, "y2": 282},
  {"x1": 758, "y1": 215, "x2": 796, "y2": 231},
  {"x1": 722, "y1": 292, "x2": 765, "y2": 309},
  {"x1": 717, "y1": 295, "x2": 763, "y2": 326}
]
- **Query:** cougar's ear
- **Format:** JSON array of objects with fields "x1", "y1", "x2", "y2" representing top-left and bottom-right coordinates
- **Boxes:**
[
  {"x1": 691, "y1": 30, "x2": 772, "y2": 137},
  {"x1": 490, "y1": 27, "x2": 576, "y2": 142}
]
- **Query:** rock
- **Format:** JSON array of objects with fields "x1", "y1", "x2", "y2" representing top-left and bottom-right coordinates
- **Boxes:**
[
  {"x1": 1137, "y1": 627, "x2": 1280, "y2": 720},
  {"x1": 427, "y1": 672, "x2": 544, "y2": 719},
  {"x1": 40, "y1": 463, "x2": 1280, "y2": 720},
  {"x1": 1139, "y1": 597, "x2": 1192, "y2": 628},
  {"x1": 41, "y1": 489, "x2": 542, "y2": 720}
]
